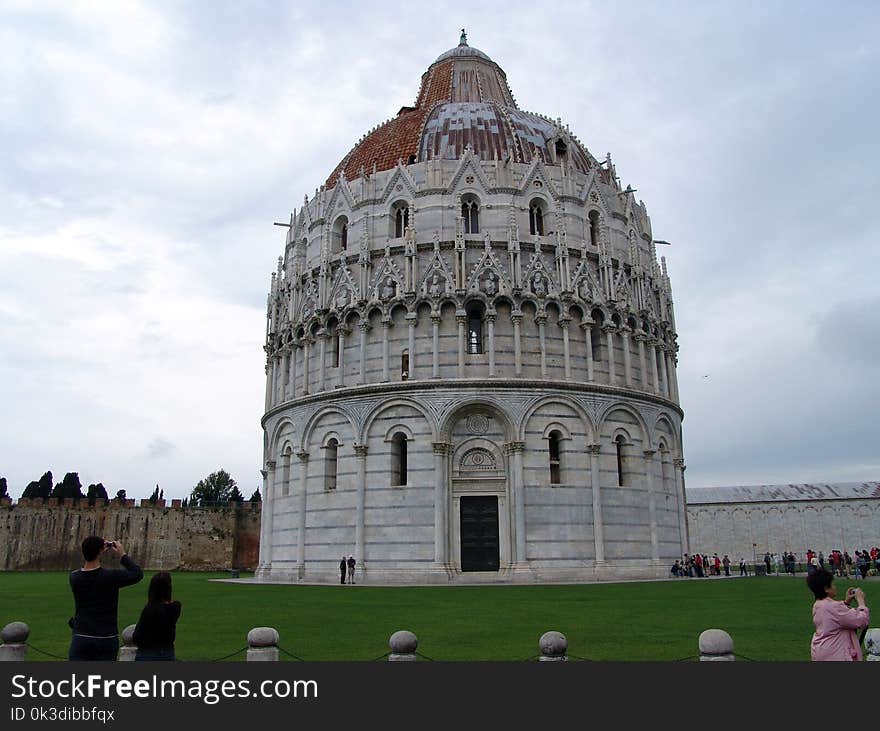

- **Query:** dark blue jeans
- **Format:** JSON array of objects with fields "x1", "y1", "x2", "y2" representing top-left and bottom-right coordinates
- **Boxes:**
[
  {"x1": 135, "y1": 648, "x2": 175, "y2": 661},
  {"x1": 69, "y1": 635, "x2": 119, "y2": 661}
]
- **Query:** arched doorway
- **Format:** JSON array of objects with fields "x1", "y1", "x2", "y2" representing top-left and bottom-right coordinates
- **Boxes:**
[{"x1": 445, "y1": 406, "x2": 513, "y2": 572}]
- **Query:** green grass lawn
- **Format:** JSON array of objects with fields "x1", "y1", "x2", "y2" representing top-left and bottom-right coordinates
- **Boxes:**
[{"x1": 1, "y1": 573, "x2": 875, "y2": 661}]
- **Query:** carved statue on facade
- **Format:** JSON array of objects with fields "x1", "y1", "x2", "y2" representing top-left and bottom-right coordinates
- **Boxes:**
[
  {"x1": 532, "y1": 273, "x2": 546, "y2": 298},
  {"x1": 482, "y1": 271, "x2": 497, "y2": 296},
  {"x1": 429, "y1": 273, "x2": 444, "y2": 298},
  {"x1": 381, "y1": 276, "x2": 397, "y2": 301}
]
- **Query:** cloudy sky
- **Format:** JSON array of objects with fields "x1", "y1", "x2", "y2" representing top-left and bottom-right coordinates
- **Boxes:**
[{"x1": 1, "y1": 1, "x2": 877, "y2": 500}]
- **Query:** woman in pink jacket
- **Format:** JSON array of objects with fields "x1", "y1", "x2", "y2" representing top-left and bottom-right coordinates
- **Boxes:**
[{"x1": 806, "y1": 568, "x2": 870, "y2": 661}]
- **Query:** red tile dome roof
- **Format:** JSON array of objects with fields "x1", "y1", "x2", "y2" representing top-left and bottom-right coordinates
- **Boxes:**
[{"x1": 325, "y1": 33, "x2": 596, "y2": 188}]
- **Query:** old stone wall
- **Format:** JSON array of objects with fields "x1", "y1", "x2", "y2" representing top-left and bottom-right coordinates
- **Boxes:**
[{"x1": 0, "y1": 499, "x2": 261, "y2": 571}]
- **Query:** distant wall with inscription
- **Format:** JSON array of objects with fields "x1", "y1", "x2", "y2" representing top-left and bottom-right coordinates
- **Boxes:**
[{"x1": 0, "y1": 498, "x2": 261, "y2": 571}]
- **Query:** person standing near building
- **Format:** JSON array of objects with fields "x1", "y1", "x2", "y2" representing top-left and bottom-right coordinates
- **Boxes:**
[
  {"x1": 764, "y1": 552, "x2": 771, "y2": 575},
  {"x1": 739, "y1": 558, "x2": 747, "y2": 576},
  {"x1": 347, "y1": 555, "x2": 356, "y2": 584},
  {"x1": 722, "y1": 555, "x2": 730, "y2": 577},
  {"x1": 339, "y1": 556, "x2": 347, "y2": 585},
  {"x1": 807, "y1": 568, "x2": 870, "y2": 661},
  {"x1": 68, "y1": 536, "x2": 143, "y2": 661}
]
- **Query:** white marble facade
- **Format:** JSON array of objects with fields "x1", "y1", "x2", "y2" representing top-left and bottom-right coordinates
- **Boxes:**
[{"x1": 256, "y1": 35, "x2": 686, "y2": 583}]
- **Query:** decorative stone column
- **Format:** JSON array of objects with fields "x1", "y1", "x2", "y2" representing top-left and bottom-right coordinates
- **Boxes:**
[
  {"x1": 674, "y1": 458, "x2": 689, "y2": 555},
  {"x1": 432, "y1": 442, "x2": 450, "y2": 564},
  {"x1": 336, "y1": 327, "x2": 347, "y2": 388},
  {"x1": 643, "y1": 449, "x2": 659, "y2": 562},
  {"x1": 589, "y1": 444, "x2": 605, "y2": 564},
  {"x1": 301, "y1": 338, "x2": 311, "y2": 396},
  {"x1": 359, "y1": 321, "x2": 370, "y2": 385},
  {"x1": 317, "y1": 330, "x2": 328, "y2": 392},
  {"x1": 431, "y1": 313, "x2": 441, "y2": 378},
  {"x1": 604, "y1": 325, "x2": 616, "y2": 386},
  {"x1": 354, "y1": 445, "x2": 368, "y2": 569},
  {"x1": 264, "y1": 362, "x2": 272, "y2": 412},
  {"x1": 560, "y1": 316, "x2": 571, "y2": 380},
  {"x1": 622, "y1": 326, "x2": 633, "y2": 386},
  {"x1": 456, "y1": 312, "x2": 467, "y2": 378},
  {"x1": 487, "y1": 313, "x2": 496, "y2": 376},
  {"x1": 289, "y1": 342, "x2": 298, "y2": 398},
  {"x1": 296, "y1": 451, "x2": 309, "y2": 576},
  {"x1": 669, "y1": 354, "x2": 680, "y2": 403},
  {"x1": 650, "y1": 339, "x2": 660, "y2": 395},
  {"x1": 636, "y1": 332, "x2": 647, "y2": 390},
  {"x1": 582, "y1": 321, "x2": 595, "y2": 382},
  {"x1": 264, "y1": 461, "x2": 276, "y2": 569},
  {"x1": 406, "y1": 313, "x2": 417, "y2": 380},
  {"x1": 512, "y1": 313, "x2": 523, "y2": 376},
  {"x1": 381, "y1": 320, "x2": 391, "y2": 382},
  {"x1": 536, "y1": 315, "x2": 547, "y2": 378},
  {"x1": 506, "y1": 441, "x2": 526, "y2": 563},
  {"x1": 258, "y1": 468, "x2": 270, "y2": 571},
  {"x1": 280, "y1": 350, "x2": 289, "y2": 402},
  {"x1": 660, "y1": 346, "x2": 671, "y2": 399},
  {"x1": 271, "y1": 357, "x2": 279, "y2": 406}
]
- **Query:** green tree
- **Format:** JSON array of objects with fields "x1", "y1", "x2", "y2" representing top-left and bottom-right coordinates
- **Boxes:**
[
  {"x1": 148, "y1": 484, "x2": 160, "y2": 504},
  {"x1": 190, "y1": 468, "x2": 238, "y2": 506},
  {"x1": 22, "y1": 471, "x2": 53, "y2": 499},
  {"x1": 51, "y1": 472, "x2": 84, "y2": 500},
  {"x1": 0, "y1": 477, "x2": 8, "y2": 500},
  {"x1": 86, "y1": 483, "x2": 109, "y2": 505},
  {"x1": 249, "y1": 489, "x2": 261, "y2": 503},
  {"x1": 229, "y1": 485, "x2": 244, "y2": 503},
  {"x1": 115, "y1": 489, "x2": 127, "y2": 502}
]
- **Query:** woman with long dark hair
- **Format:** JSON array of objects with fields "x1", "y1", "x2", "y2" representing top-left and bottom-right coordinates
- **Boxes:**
[{"x1": 132, "y1": 572, "x2": 181, "y2": 661}]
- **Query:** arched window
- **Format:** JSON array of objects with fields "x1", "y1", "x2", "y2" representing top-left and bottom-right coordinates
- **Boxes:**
[
  {"x1": 529, "y1": 202, "x2": 545, "y2": 236},
  {"x1": 281, "y1": 448, "x2": 291, "y2": 496},
  {"x1": 324, "y1": 438, "x2": 338, "y2": 490},
  {"x1": 391, "y1": 432, "x2": 408, "y2": 486},
  {"x1": 461, "y1": 199, "x2": 480, "y2": 234},
  {"x1": 588, "y1": 210, "x2": 600, "y2": 247},
  {"x1": 332, "y1": 216, "x2": 348, "y2": 254},
  {"x1": 615, "y1": 435, "x2": 626, "y2": 487},
  {"x1": 548, "y1": 430, "x2": 562, "y2": 485},
  {"x1": 467, "y1": 308, "x2": 483, "y2": 354},
  {"x1": 393, "y1": 205, "x2": 409, "y2": 238}
]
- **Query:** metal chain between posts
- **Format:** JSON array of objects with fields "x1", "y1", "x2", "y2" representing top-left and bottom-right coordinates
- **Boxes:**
[
  {"x1": 26, "y1": 643, "x2": 67, "y2": 660},
  {"x1": 277, "y1": 646, "x2": 305, "y2": 661},
  {"x1": 369, "y1": 651, "x2": 391, "y2": 661},
  {"x1": 206, "y1": 646, "x2": 249, "y2": 662},
  {"x1": 414, "y1": 650, "x2": 434, "y2": 661}
]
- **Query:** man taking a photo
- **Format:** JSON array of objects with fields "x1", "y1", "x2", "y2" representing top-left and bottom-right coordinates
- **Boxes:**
[{"x1": 68, "y1": 536, "x2": 143, "y2": 661}]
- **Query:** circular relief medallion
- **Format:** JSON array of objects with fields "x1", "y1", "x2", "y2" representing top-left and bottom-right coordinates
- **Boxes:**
[
  {"x1": 465, "y1": 175, "x2": 475, "y2": 184},
  {"x1": 466, "y1": 414, "x2": 489, "y2": 435},
  {"x1": 396, "y1": 184, "x2": 403, "y2": 191},
  {"x1": 534, "y1": 180, "x2": 543, "y2": 188}
]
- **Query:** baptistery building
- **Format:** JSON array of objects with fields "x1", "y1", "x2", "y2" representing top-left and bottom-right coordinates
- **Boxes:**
[{"x1": 257, "y1": 34, "x2": 687, "y2": 583}]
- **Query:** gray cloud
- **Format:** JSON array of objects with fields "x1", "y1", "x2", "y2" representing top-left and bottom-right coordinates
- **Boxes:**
[
  {"x1": 147, "y1": 438, "x2": 177, "y2": 460},
  {"x1": 1, "y1": 1, "x2": 877, "y2": 497}
]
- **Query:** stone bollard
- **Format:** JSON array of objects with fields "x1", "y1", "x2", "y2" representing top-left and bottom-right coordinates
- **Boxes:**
[
  {"x1": 118, "y1": 625, "x2": 138, "y2": 661},
  {"x1": 388, "y1": 630, "x2": 418, "y2": 661},
  {"x1": 538, "y1": 631, "x2": 568, "y2": 662},
  {"x1": 699, "y1": 629, "x2": 735, "y2": 661},
  {"x1": 864, "y1": 628, "x2": 880, "y2": 661},
  {"x1": 247, "y1": 627, "x2": 279, "y2": 661},
  {"x1": 0, "y1": 622, "x2": 29, "y2": 661}
]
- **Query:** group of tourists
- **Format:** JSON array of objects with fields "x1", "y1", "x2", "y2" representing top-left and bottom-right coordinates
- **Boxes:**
[
  {"x1": 804, "y1": 547, "x2": 879, "y2": 579},
  {"x1": 670, "y1": 553, "x2": 732, "y2": 578}
]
